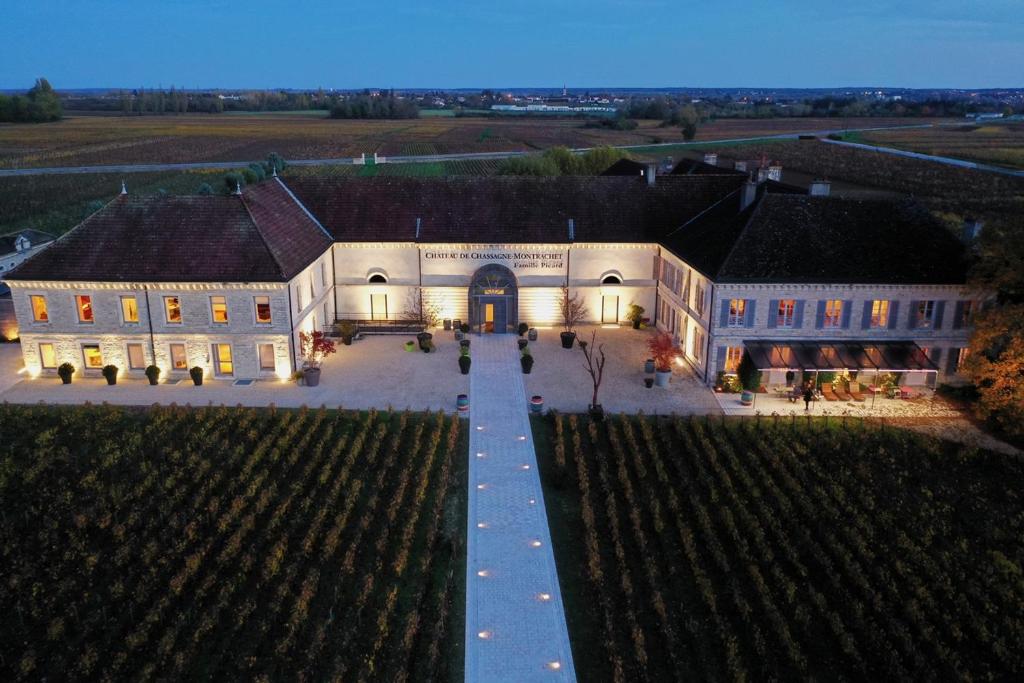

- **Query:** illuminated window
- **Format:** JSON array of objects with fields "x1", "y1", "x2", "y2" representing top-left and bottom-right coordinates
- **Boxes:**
[
  {"x1": 915, "y1": 300, "x2": 935, "y2": 329},
  {"x1": 164, "y1": 297, "x2": 182, "y2": 324},
  {"x1": 258, "y1": 343, "x2": 276, "y2": 371},
  {"x1": 254, "y1": 296, "x2": 272, "y2": 324},
  {"x1": 121, "y1": 296, "x2": 139, "y2": 323},
  {"x1": 823, "y1": 299, "x2": 843, "y2": 328},
  {"x1": 776, "y1": 299, "x2": 796, "y2": 328},
  {"x1": 870, "y1": 300, "x2": 890, "y2": 328},
  {"x1": 694, "y1": 284, "x2": 705, "y2": 316},
  {"x1": 724, "y1": 346, "x2": 743, "y2": 372},
  {"x1": 371, "y1": 294, "x2": 388, "y2": 320},
  {"x1": 76, "y1": 295, "x2": 94, "y2": 323},
  {"x1": 213, "y1": 343, "x2": 234, "y2": 376},
  {"x1": 82, "y1": 344, "x2": 103, "y2": 369},
  {"x1": 210, "y1": 296, "x2": 229, "y2": 324},
  {"x1": 727, "y1": 299, "x2": 746, "y2": 327},
  {"x1": 39, "y1": 343, "x2": 57, "y2": 369},
  {"x1": 126, "y1": 343, "x2": 145, "y2": 370},
  {"x1": 31, "y1": 295, "x2": 48, "y2": 322},
  {"x1": 955, "y1": 347, "x2": 970, "y2": 373},
  {"x1": 169, "y1": 343, "x2": 187, "y2": 370}
]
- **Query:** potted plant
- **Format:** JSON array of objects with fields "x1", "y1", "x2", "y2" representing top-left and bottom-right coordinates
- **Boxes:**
[
  {"x1": 647, "y1": 332, "x2": 680, "y2": 387},
  {"x1": 337, "y1": 321, "x2": 357, "y2": 346},
  {"x1": 458, "y1": 348, "x2": 471, "y2": 375},
  {"x1": 460, "y1": 323, "x2": 470, "y2": 334},
  {"x1": 404, "y1": 340, "x2": 416, "y2": 352},
  {"x1": 520, "y1": 348, "x2": 534, "y2": 374},
  {"x1": 530, "y1": 395, "x2": 544, "y2": 413},
  {"x1": 189, "y1": 366, "x2": 204, "y2": 386},
  {"x1": 417, "y1": 331, "x2": 433, "y2": 353},
  {"x1": 102, "y1": 364, "x2": 119, "y2": 386},
  {"x1": 644, "y1": 358, "x2": 655, "y2": 374},
  {"x1": 145, "y1": 364, "x2": 161, "y2": 385},
  {"x1": 460, "y1": 338, "x2": 470, "y2": 350},
  {"x1": 581, "y1": 331, "x2": 607, "y2": 421},
  {"x1": 559, "y1": 284, "x2": 587, "y2": 349},
  {"x1": 625, "y1": 303, "x2": 645, "y2": 330},
  {"x1": 737, "y1": 350, "x2": 761, "y2": 405},
  {"x1": 518, "y1": 322, "x2": 529, "y2": 337},
  {"x1": 517, "y1": 338, "x2": 528, "y2": 350},
  {"x1": 299, "y1": 330, "x2": 337, "y2": 387},
  {"x1": 528, "y1": 327, "x2": 538, "y2": 342},
  {"x1": 57, "y1": 362, "x2": 74, "y2": 385},
  {"x1": 644, "y1": 377, "x2": 654, "y2": 388}
]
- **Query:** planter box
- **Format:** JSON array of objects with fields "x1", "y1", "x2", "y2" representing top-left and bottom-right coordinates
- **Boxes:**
[{"x1": 655, "y1": 369, "x2": 671, "y2": 387}]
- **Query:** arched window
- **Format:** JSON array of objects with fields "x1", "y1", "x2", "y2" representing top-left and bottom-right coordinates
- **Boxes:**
[
  {"x1": 601, "y1": 274, "x2": 622, "y2": 285},
  {"x1": 367, "y1": 273, "x2": 388, "y2": 284}
]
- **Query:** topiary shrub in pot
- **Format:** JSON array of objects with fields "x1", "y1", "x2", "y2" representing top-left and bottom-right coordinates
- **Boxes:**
[
  {"x1": 102, "y1": 364, "x2": 119, "y2": 386},
  {"x1": 337, "y1": 321, "x2": 357, "y2": 346},
  {"x1": 189, "y1": 366, "x2": 204, "y2": 386},
  {"x1": 517, "y1": 339, "x2": 528, "y2": 351},
  {"x1": 518, "y1": 322, "x2": 529, "y2": 337},
  {"x1": 625, "y1": 303, "x2": 645, "y2": 330},
  {"x1": 737, "y1": 350, "x2": 761, "y2": 406},
  {"x1": 520, "y1": 348, "x2": 534, "y2": 374},
  {"x1": 460, "y1": 323, "x2": 470, "y2": 334},
  {"x1": 458, "y1": 349, "x2": 471, "y2": 375},
  {"x1": 145, "y1": 365, "x2": 161, "y2": 385},
  {"x1": 57, "y1": 362, "x2": 74, "y2": 385}
]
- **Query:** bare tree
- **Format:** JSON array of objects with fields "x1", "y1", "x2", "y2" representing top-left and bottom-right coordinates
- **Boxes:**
[
  {"x1": 559, "y1": 284, "x2": 588, "y2": 333},
  {"x1": 401, "y1": 287, "x2": 441, "y2": 328},
  {"x1": 581, "y1": 330, "x2": 606, "y2": 409}
]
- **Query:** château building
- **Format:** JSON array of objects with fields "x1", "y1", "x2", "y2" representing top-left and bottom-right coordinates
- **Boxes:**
[{"x1": 5, "y1": 169, "x2": 983, "y2": 385}]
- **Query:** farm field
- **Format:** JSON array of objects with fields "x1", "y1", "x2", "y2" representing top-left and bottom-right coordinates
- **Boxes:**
[
  {"x1": 861, "y1": 123, "x2": 1024, "y2": 170},
  {"x1": 0, "y1": 404, "x2": 467, "y2": 682},
  {"x1": 533, "y1": 413, "x2": 1024, "y2": 682},
  {"x1": 0, "y1": 113, "x2": 930, "y2": 169}
]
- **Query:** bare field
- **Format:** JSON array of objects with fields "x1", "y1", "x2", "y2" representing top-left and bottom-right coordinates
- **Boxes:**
[
  {"x1": 860, "y1": 123, "x2": 1024, "y2": 170},
  {"x1": 0, "y1": 114, "x2": 931, "y2": 169}
]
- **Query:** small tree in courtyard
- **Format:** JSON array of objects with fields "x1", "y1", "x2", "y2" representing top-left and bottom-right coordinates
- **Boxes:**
[
  {"x1": 559, "y1": 285, "x2": 587, "y2": 333},
  {"x1": 299, "y1": 330, "x2": 336, "y2": 370},
  {"x1": 581, "y1": 331, "x2": 607, "y2": 417}
]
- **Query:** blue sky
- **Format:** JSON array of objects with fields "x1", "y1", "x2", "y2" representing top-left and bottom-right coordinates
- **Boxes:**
[{"x1": 4, "y1": 0, "x2": 1022, "y2": 89}]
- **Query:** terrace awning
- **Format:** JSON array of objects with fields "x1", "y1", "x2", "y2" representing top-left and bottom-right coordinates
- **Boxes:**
[{"x1": 743, "y1": 340, "x2": 938, "y2": 372}]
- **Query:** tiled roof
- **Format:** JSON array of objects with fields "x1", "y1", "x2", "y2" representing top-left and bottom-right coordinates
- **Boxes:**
[
  {"x1": 242, "y1": 179, "x2": 333, "y2": 279},
  {"x1": 0, "y1": 229, "x2": 55, "y2": 256},
  {"x1": 282, "y1": 175, "x2": 746, "y2": 243},
  {"x1": 663, "y1": 193, "x2": 969, "y2": 284},
  {"x1": 6, "y1": 195, "x2": 289, "y2": 282}
]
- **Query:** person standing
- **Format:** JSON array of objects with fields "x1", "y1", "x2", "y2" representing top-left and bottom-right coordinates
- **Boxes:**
[{"x1": 803, "y1": 382, "x2": 814, "y2": 411}]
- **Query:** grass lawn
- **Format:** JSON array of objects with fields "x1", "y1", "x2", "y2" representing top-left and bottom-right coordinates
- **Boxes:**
[
  {"x1": 532, "y1": 413, "x2": 1024, "y2": 682},
  {"x1": 0, "y1": 404, "x2": 467, "y2": 682}
]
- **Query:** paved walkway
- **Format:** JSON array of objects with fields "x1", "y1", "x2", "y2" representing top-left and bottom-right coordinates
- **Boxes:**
[{"x1": 464, "y1": 335, "x2": 576, "y2": 682}]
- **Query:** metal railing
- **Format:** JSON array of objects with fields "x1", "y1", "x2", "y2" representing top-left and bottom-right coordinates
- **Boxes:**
[{"x1": 327, "y1": 316, "x2": 427, "y2": 336}]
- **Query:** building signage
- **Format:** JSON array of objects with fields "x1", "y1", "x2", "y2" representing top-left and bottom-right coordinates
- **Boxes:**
[{"x1": 422, "y1": 249, "x2": 566, "y2": 271}]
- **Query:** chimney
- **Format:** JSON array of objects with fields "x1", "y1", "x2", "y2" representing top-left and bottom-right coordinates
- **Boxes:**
[
  {"x1": 961, "y1": 217, "x2": 983, "y2": 244},
  {"x1": 644, "y1": 162, "x2": 657, "y2": 186},
  {"x1": 734, "y1": 160, "x2": 747, "y2": 172},
  {"x1": 120, "y1": 180, "x2": 127, "y2": 195},
  {"x1": 233, "y1": 182, "x2": 242, "y2": 196},
  {"x1": 703, "y1": 152, "x2": 718, "y2": 166},
  {"x1": 739, "y1": 180, "x2": 758, "y2": 211},
  {"x1": 809, "y1": 180, "x2": 831, "y2": 196},
  {"x1": 767, "y1": 163, "x2": 783, "y2": 182},
  {"x1": 568, "y1": 218, "x2": 575, "y2": 242}
]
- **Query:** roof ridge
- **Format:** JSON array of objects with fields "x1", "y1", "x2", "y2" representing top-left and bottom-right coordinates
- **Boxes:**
[
  {"x1": 237, "y1": 190, "x2": 289, "y2": 280},
  {"x1": 273, "y1": 176, "x2": 333, "y2": 239},
  {"x1": 662, "y1": 186, "x2": 741, "y2": 239}
]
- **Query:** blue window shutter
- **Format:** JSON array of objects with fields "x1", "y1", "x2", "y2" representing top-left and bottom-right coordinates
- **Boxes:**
[
  {"x1": 952, "y1": 301, "x2": 964, "y2": 330},
  {"x1": 861, "y1": 301, "x2": 872, "y2": 329},
  {"x1": 719, "y1": 300, "x2": 729, "y2": 328},
  {"x1": 841, "y1": 300, "x2": 852, "y2": 329},
  {"x1": 767, "y1": 300, "x2": 778, "y2": 328},
  {"x1": 929, "y1": 348, "x2": 943, "y2": 369},
  {"x1": 794, "y1": 300, "x2": 805, "y2": 328},
  {"x1": 888, "y1": 300, "x2": 900, "y2": 330},
  {"x1": 745, "y1": 300, "x2": 756, "y2": 327},
  {"x1": 814, "y1": 300, "x2": 826, "y2": 329},
  {"x1": 715, "y1": 346, "x2": 727, "y2": 373},
  {"x1": 933, "y1": 301, "x2": 945, "y2": 330},
  {"x1": 945, "y1": 349, "x2": 959, "y2": 375},
  {"x1": 907, "y1": 300, "x2": 918, "y2": 329}
]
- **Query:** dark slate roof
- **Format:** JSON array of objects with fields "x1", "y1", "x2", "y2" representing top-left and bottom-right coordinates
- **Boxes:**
[
  {"x1": 242, "y1": 179, "x2": 333, "y2": 278},
  {"x1": 282, "y1": 175, "x2": 746, "y2": 243},
  {"x1": 0, "y1": 229, "x2": 55, "y2": 255},
  {"x1": 600, "y1": 158, "x2": 652, "y2": 176},
  {"x1": 6, "y1": 195, "x2": 289, "y2": 282},
  {"x1": 662, "y1": 193, "x2": 969, "y2": 284}
]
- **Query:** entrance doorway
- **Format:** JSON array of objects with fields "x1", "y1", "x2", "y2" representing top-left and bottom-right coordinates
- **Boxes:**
[
  {"x1": 469, "y1": 263, "x2": 518, "y2": 333},
  {"x1": 601, "y1": 295, "x2": 619, "y2": 324}
]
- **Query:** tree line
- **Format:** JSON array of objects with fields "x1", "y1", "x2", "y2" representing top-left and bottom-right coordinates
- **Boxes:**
[
  {"x1": 496, "y1": 146, "x2": 630, "y2": 176},
  {"x1": 0, "y1": 78, "x2": 62, "y2": 123}
]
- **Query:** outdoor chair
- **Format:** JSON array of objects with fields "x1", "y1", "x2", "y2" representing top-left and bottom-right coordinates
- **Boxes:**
[
  {"x1": 820, "y1": 384, "x2": 839, "y2": 401},
  {"x1": 833, "y1": 384, "x2": 852, "y2": 401},
  {"x1": 847, "y1": 381, "x2": 867, "y2": 402}
]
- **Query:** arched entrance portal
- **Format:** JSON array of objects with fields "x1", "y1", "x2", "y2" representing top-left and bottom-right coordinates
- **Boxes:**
[{"x1": 469, "y1": 264, "x2": 518, "y2": 333}]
